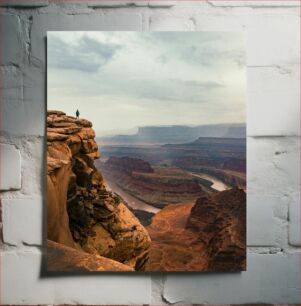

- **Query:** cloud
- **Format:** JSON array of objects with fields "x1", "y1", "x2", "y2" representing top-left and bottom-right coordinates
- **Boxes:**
[
  {"x1": 65, "y1": 75, "x2": 223, "y2": 104},
  {"x1": 48, "y1": 32, "x2": 246, "y2": 134},
  {"x1": 140, "y1": 32, "x2": 245, "y2": 69},
  {"x1": 181, "y1": 45, "x2": 245, "y2": 68},
  {"x1": 156, "y1": 55, "x2": 168, "y2": 64},
  {"x1": 48, "y1": 35, "x2": 121, "y2": 72},
  {"x1": 131, "y1": 78, "x2": 223, "y2": 103}
]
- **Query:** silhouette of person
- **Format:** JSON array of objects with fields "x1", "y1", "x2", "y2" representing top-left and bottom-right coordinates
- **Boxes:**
[{"x1": 76, "y1": 109, "x2": 80, "y2": 119}]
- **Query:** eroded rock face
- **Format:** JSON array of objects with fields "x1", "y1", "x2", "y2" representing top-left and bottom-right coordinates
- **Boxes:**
[
  {"x1": 47, "y1": 111, "x2": 151, "y2": 271},
  {"x1": 147, "y1": 188, "x2": 246, "y2": 271},
  {"x1": 187, "y1": 187, "x2": 246, "y2": 271},
  {"x1": 47, "y1": 240, "x2": 133, "y2": 272},
  {"x1": 147, "y1": 202, "x2": 207, "y2": 271}
]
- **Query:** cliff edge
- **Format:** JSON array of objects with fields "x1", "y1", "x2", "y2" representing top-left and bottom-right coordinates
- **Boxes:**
[
  {"x1": 147, "y1": 187, "x2": 246, "y2": 271},
  {"x1": 47, "y1": 110, "x2": 151, "y2": 271},
  {"x1": 187, "y1": 187, "x2": 246, "y2": 271}
]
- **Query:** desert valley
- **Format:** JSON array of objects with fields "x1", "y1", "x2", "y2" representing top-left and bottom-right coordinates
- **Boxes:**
[{"x1": 47, "y1": 111, "x2": 246, "y2": 272}]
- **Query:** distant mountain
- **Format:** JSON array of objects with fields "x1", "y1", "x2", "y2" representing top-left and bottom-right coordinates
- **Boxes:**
[{"x1": 97, "y1": 123, "x2": 246, "y2": 145}]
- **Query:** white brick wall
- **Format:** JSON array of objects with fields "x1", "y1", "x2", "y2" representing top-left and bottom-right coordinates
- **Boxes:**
[
  {"x1": 0, "y1": 143, "x2": 21, "y2": 191},
  {"x1": 0, "y1": 0, "x2": 300, "y2": 304},
  {"x1": 2, "y1": 198, "x2": 43, "y2": 246},
  {"x1": 2, "y1": 251, "x2": 152, "y2": 304},
  {"x1": 2, "y1": 13, "x2": 24, "y2": 65},
  {"x1": 163, "y1": 253, "x2": 300, "y2": 304},
  {"x1": 289, "y1": 193, "x2": 300, "y2": 246},
  {"x1": 0, "y1": 0, "x2": 49, "y2": 6}
]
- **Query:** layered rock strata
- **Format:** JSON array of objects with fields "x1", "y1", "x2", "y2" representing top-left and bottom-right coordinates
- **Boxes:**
[
  {"x1": 106, "y1": 156, "x2": 154, "y2": 174},
  {"x1": 47, "y1": 240, "x2": 133, "y2": 272},
  {"x1": 147, "y1": 188, "x2": 246, "y2": 271},
  {"x1": 47, "y1": 110, "x2": 151, "y2": 271},
  {"x1": 101, "y1": 157, "x2": 204, "y2": 208},
  {"x1": 187, "y1": 187, "x2": 246, "y2": 271}
]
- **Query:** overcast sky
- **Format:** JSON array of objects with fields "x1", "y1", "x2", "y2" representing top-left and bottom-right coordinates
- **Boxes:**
[{"x1": 48, "y1": 31, "x2": 246, "y2": 137}]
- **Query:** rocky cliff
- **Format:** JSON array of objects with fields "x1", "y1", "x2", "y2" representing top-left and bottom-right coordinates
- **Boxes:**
[
  {"x1": 187, "y1": 187, "x2": 246, "y2": 271},
  {"x1": 47, "y1": 240, "x2": 133, "y2": 272},
  {"x1": 147, "y1": 187, "x2": 246, "y2": 271},
  {"x1": 47, "y1": 110, "x2": 151, "y2": 271}
]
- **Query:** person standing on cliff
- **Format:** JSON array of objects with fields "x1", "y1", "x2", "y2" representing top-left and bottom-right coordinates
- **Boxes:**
[{"x1": 76, "y1": 109, "x2": 80, "y2": 119}]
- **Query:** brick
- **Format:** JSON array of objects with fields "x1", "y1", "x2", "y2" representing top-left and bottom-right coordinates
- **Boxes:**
[
  {"x1": 151, "y1": 274, "x2": 165, "y2": 304},
  {"x1": 247, "y1": 137, "x2": 299, "y2": 196},
  {"x1": 21, "y1": 66, "x2": 46, "y2": 136},
  {"x1": 148, "y1": 1, "x2": 175, "y2": 7},
  {"x1": 52, "y1": 0, "x2": 148, "y2": 7},
  {"x1": 86, "y1": 1, "x2": 148, "y2": 7},
  {"x1": 2, "y1": 251, "x2": 151, "y2": 304},
  {"x1": 248, "y1": 66, "x2": 300, "y2": 136},
  {"x1": 2, "y1": 13, "x2": 23, "y2": 65},
  {"x1": 2, "y1": 198, "x2": 43, "y2": 246},
  {"x1": 149, "y1": 15, "x2": 194, "y2": 31},
  {"x1": 0, "y1": 143, "x2": 21, "y2": 191},
  {"x1": 247, "y1": 195, "x2": 277, "y2": 246},
  {"x1": 243, "y1": 14, "x2": 300, "y2": 67},
  {"x1": 2, "y1": 251, "x2": 54, "y2": 304},
  {"x1": 1, "y1": 65, "x2": 22, "y2": 102},
  {"x1": 20, "y1": 137, "x2": 44, "y2": 195},
  {"x1": 0, "y1": 0, "x2": 49, "y2": 6},
  {"x1": 207, "y1": 0, "x2": 300, "y2": 7},
  {"x1": 84, "y1": 0, "x2": 174, "y2": 7},
  {"x1": 1, "y1": 66, "x2": 22, "y2": 134},
  {"x1": 289, "y1": 193, "x2": 300, "y2": 246},
  {"x1": 163, "y1": 253, "x2": 300, "y2": 304},
  {"x1": 1, "y1": 64, "x2": 45, "y2": 137}
]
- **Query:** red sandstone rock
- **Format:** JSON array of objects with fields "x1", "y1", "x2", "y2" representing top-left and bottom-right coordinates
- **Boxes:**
[
  {"x1": 147, "y1": 188, "x2": 246, "y2": 271},
  {"x1": 147, "y1": 203, "x2": 207, "y2": 271},
  {"x1": 47, "y1": 111, "x2": 151, "y2": 271},
  {"x1": 47, "y1": 240, "x2": 133, "y2": 272}
]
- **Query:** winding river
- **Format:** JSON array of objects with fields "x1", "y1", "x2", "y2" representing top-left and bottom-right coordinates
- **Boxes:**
[
  {"x1": 104, "y1": 178, "x2": 160, "y2": 214},
  {"x1": 190, "y1": 172, "x2": 230, "y2": 192},
  {"x1": 103, "y1": 170, "x2": 229, "y2": 213}
]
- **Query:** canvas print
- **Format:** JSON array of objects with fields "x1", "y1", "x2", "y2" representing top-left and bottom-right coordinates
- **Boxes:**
[{"x1": 47, "y1": 31, "x2": 246, "y2": 272}]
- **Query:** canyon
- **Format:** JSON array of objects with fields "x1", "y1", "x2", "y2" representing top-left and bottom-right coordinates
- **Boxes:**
[
  {"x1": 47, "y1": 111, "x2": 246, "y2": 272},
  {"x1": 98, "y1": 136, "x2": 246, "y2": 191},
  {"x1": 98, "y1": 157, "x2": 246, "y2": 271},
  {"x1": 99, "y1": 157, "x2": 204, "y2": 209}
]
